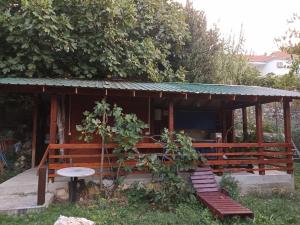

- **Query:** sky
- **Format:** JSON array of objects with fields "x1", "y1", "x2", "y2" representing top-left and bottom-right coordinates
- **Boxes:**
[{"x1": 176, "y1": 0, "x2": 300, "y2": 55}]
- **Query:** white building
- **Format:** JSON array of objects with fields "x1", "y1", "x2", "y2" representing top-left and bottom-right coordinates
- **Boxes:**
[{"x1": 247, "y1": 51, "x2": 296, "y2": 76}]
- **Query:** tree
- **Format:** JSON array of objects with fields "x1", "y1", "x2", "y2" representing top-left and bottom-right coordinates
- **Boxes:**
[
  {"x1": 181, "y1": 1, "x2": 220, "y2": 83},
  {"x1": 0, "y1": 0, "x2": 189, "y2": 82},
  {"x1": 76, "y1": 100, "x2": 147, "y2": 188},
  {"x1": 276, "y1": 13, "x2": 300, "y2": 55},
  {"x1": 214, "y1": 30, "x2": 260, "y2": 85}
]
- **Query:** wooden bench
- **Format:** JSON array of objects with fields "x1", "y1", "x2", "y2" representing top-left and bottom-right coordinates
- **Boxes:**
[{"x1": 191, "y1": 167, "x2": 254, "y2": 221}]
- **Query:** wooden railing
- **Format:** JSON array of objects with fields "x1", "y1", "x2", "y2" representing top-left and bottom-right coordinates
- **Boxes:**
[{"x1": 37, "y1": 142, "x2": 293, "y2": 180}]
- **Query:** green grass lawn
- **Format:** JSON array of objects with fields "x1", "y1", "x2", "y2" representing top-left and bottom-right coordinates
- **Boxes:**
[{"x1": 1, "y1": 163, "x2": 299, "y2": 225}]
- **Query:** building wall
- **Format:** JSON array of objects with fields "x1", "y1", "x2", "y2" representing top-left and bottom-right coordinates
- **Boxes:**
[
  {"x1": 261, "y1": 59, "x2": 291, "y2": 75},
  {"x1": 250, "y1": 59, "x2": 291, "y2": 76}
]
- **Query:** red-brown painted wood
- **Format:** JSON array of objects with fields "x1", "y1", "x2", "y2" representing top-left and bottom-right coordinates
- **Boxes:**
[
  {"x1": 49, "y1": 95, "x2": 58, "y2": 144},
  {"x1": 256, "y1": 102, "x2": 265, "y2": 175},
  {"x1": 283, "y1": 100, "x2": 293, "y2": 174},
  {"x1": 168, "y1": 99, "x2": 174, "y2": 133},
  {"x1": 191, "y1": 167, "x2": 253, "y2": 220},
  {"x1": 242, "y1": 107, "x2": 248, "y2": 141}
]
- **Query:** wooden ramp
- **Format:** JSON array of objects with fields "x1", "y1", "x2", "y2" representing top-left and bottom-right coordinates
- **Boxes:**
[{"x1": 191, "y1": 167, "x2": 253, "y2": 221}]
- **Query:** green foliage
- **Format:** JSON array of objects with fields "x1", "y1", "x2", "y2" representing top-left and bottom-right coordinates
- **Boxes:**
[
  {"x1": 214, "y1": 31, "x2": 261, "y2": 85},
  {"x1": 219, "y1": 173, "x2": 240, "y2": 199},
  {"x1": 0, "y1": 0, "x2": 189, "y2": 81},
  {"x1": 181, "y1": 1, "x2": 221, "y2": 83},
  {"x1": 76, "y1": 99, "x2": 147, "y2": 176},
  {"x1": 135, "y1": 129, "x2": 200, "y2": 209},
  {"x1": 0, "y1": 0, "x2": 76, "y2": 77},
  {"x1": 76, "y1": 100, "x2": 112, "y2": 143}
]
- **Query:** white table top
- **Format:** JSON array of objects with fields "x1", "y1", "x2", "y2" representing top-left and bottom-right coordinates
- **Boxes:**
[{"x1": 56, "y1": 167, "x2": 95, "y2": 178}]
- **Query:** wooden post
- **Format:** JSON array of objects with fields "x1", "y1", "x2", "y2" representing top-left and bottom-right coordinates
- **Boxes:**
[
  {"x1": 221, "y1": 108, "x2": 227, "y2": 143},
  {"x1": 226, "y1": 110, "x2": 234, "y2": 143},
  {"x1": 242, "y1": 107, "x2": 248, "y2": 141},
  {"x1": 168, "y1": 99, "x2": 174, "y2": 133},
  {"x1": 49, "y1": 95, "x2": 58, "y2": 144},
  {"x1": 255, "y1": 102, "x2": 265, "y2": 175},
  {"x1": 31, "y1": 95, "x2": 38, "y2": 168},
  {"x1": 283, "y1": 99, "x2": 293, "y2": 174},
  {"x1": 37, "y1": 165, "x2": 46, "y2": 205},
  {"x1": 49, "y1": 95, "x2": 58, "y2": 182}
]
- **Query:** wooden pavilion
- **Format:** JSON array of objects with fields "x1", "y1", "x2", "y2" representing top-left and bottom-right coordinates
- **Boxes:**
[{"x1": 0, "y1": 78, "x2": 299, "y2": 204}]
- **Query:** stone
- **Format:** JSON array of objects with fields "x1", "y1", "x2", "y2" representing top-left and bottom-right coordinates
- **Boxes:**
[
  {"x1": 103, "y1": 179, "x2": 114, "y2": 189},
  {"x1": 56, "y1": 188, "x2": 69, "y2": 201},
  {"x1": 54, "y1": 215, "x2": 95, "y2": 225}
]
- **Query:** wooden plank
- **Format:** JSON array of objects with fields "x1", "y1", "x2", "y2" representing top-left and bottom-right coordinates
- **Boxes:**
[
  {"x1": 49, "y1": 154, "x2": 103, "y2": 159},
  {"x1": 201, "y1": 151, "x2": 292, "y2": 157},
  {"x1": 48, "y1": 162, "x2": 137, "y2": 169},
  {"x1": 206, "y1": 158, "x2": 291, "y2": 166},
  {"x1": 47, "y1": 142, "x2": 290, "y2": 150},
  {"x1": 211, "y1": 166, "x2": 293, "y2": 173},
  {"x1": 196, "y1": 188, "x2": 219, "y2": 192},
  {"x1": 193, "y1": 183, "x2": 218, "y2": 188},
  {"x1": 192, "y1": 179, "x2": 216, "y2": 184},
  {"x1": 48, "y1": 151, "x2": 292, "y2": 159},
  {"x1": 191, "y1": 175, "x2": 215, "y2": 180},
  {"x1": 191, "y1": 171, "x2": 214, "y2": 176}
]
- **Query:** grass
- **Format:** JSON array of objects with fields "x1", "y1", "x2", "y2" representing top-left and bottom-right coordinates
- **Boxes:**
[{"x1": 0, "y1": 163, "x2": 299, "y2": 225}]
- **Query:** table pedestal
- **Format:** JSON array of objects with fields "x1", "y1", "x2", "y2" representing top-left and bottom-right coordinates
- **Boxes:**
[{"x1": 69, "y1": 177, "x2": 78, "y2": 203}]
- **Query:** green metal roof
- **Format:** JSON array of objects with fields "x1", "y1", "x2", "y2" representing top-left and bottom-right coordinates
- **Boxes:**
[{"x1": 0, "y1": 77, "x2": 300, "y2": 98}]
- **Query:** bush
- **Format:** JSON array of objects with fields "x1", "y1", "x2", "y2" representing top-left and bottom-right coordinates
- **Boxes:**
[
  {"x1": 132, "y1": 129, "x2": 200, "y2": 210},
  {"x1": 219, "y1": 174, "x2": 239, "y2": 199}
]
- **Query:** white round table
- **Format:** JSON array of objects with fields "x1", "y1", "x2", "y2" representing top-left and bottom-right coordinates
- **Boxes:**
[{"x1": 57, "y1": 167, "x2": 95, "y2": 202}]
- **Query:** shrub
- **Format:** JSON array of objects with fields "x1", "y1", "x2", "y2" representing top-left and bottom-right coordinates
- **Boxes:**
[
  {"x1": 133, "y1": 129, "x2": 200, "y2": 209},
  {"x1": 219, "y1": 173, "x2": 239, "y2": 199}
]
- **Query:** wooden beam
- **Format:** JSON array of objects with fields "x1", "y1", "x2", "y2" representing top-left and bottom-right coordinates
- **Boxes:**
[
  {"x1": 255, "y1": 102, "x2": 265, "y2": 175},
  {"x1": 242, "y1": 107, "x2": 248, "y2": 141},
  {"x1": 37, "y1": 165, "x2": 46, "y2": 205},
  {"x1": 31, "y1": 95, "x2": 38, "y2": 168},
  {"x1": 168, "y1": 99, "x2": 174, "y2": 133},
  {"x1": 283, "y1": 99, "x2": 293, "y2": 174},
  {"x1": 49, "y1": 95, "x2": 58, "y2": 144}
]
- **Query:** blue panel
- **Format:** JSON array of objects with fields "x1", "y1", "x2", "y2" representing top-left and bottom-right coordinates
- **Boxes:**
[{"x1": 174, "y1": 110, "x2": 218, "y2": 130}]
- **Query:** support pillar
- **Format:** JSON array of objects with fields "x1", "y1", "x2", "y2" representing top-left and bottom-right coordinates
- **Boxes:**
[
  {"x1": 242, "y1": 107, "x2": 248, "y2": 141},
  {"x1": 256, "y1": 102, "x2": 265, "y2": 175},
  {"x1": 283, "y1": 99, "x2": 293, "y2": 174},
  {"x1": 49, "y1": 95, "x2": 58, "y2": 144},
  {"x1": 226, "y1": 110, "x2": 234, "y2": 143},
  {"x1": 31, "y1": 95, "x2": 38, "y2": 168},
  {"x1": 221, "y1": 107, "x2": 227, "y2": 143},
  {"x1": 168, "y1": 99, "x2": 174, "y2": 133},
  {"x1": 49, "y1": 95, "x2": 58, "y2": 180}
]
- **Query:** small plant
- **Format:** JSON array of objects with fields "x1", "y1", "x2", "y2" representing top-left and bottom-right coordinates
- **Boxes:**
[
  {"x1": 219, "y1": 173, "x2": 240, "y2": 199},
  {"x1": 76, "y1": 99, "x2": 147, "y2": 189},
  {"x1": 135, "y1": 129, "x2": 200, "y2": 209}
]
